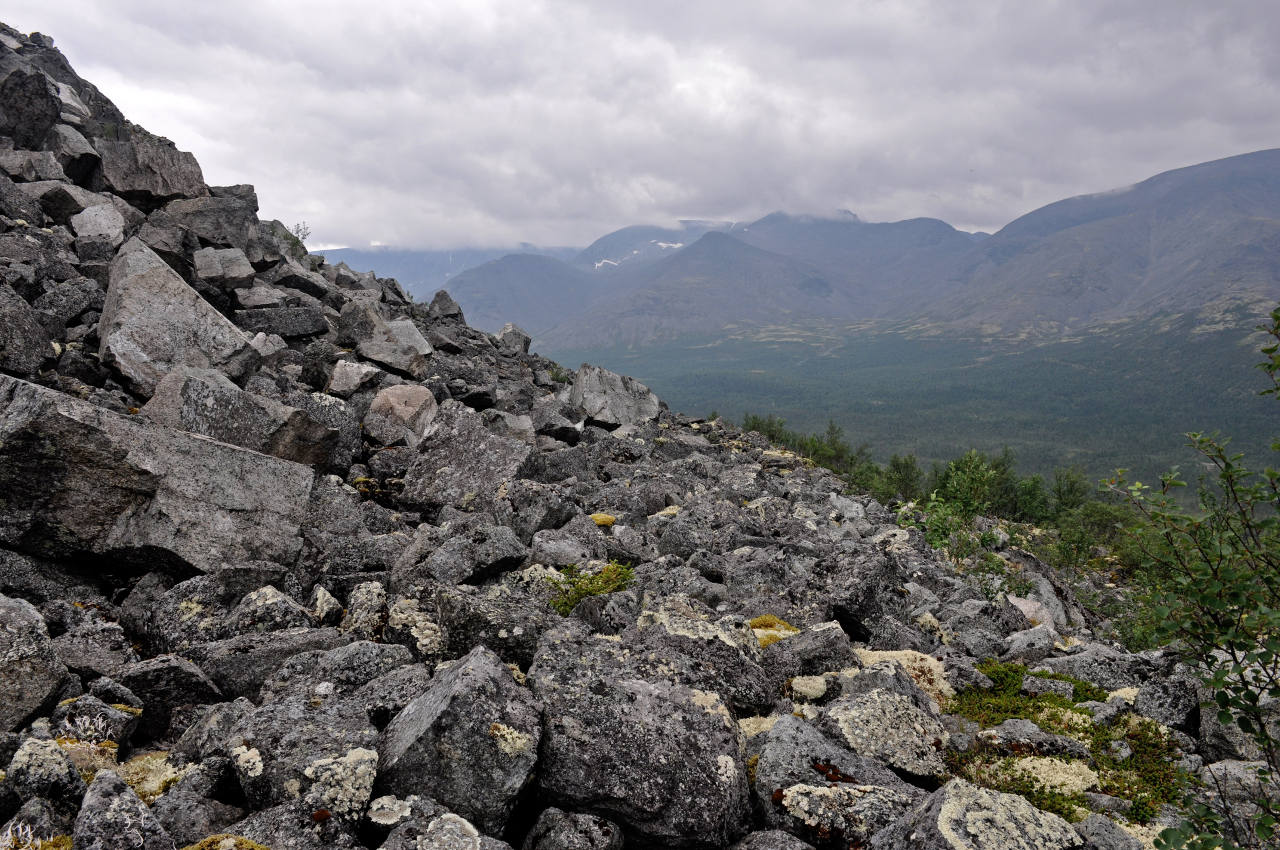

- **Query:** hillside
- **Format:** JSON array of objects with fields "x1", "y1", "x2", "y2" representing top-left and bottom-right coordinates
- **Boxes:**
[{"x1": 0, "y1": 21, "x2": 1262, "y2": 850}]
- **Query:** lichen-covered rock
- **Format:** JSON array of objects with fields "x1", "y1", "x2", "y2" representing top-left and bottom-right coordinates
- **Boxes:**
[
  {"x1": 6, "y1": 737, "x2": 86, "y2": 806},
  {"x1": 226, "y1": 586, "x2": 315, "y2": 636},
  {"x1": 142, "y1": 367, "x2": 337, "y2": 465},
  {"x1": 0, "y1": 374, "x2": 315, "y2": 574},
  {"x1": 0, "y1": 282, "x2": 53, "y2": 377},
  {"x1": 529, "y1": 623, "x2": 751, "y2": 848},
  {"x1": 1073, "y1": 813, "x2": 1144, "y2": 850},
  {"x1": 750, "y1": 715, "x2": 922, "y2": 845},
  {"x1": 522, "y1": 806, "x2": 624, "y2": 850},
  {"x1": 868, "y1": 779, "x2": 1083, "y2": 850},
  {"x1": 381, "y1": 811, "x2": 514, "y2": 850},
  {"x1": 819, "y1": 689, "x2": 949, "y2": 779},
  {"x1": 225, "y1": 801, "x2": 366, "y2": 850},
  {"x1": 99, "y1": 238, "x2": 258, "y2": 397},
  {"x1": 730, "y1": 832, "x2": 817, "y2": 850},
  {"x1": 398, "y1": 401, "x2": 535, "y2": 518},
  {"x1": 377, "y1": 645, "x2": 541, "y2": 835},
  {"x1": 94, "y1": 130, "x2": 208, "y2": 209},
  {"x1": 1031, "y1": 644, "x2": 1154, "y2": 692},
  {"x1": 976, "y1": 718, "x2": 1091, "y2": 760},
  {"x1": 568, "y1": 364, "x2": 662, "y2": 430},
  {"x1": 0, "y1": 593, "x2": 66, "y2": 732},
  {"x1": 227, "y1": 698, "x2": 378, "y2": 821},
  {"x1": 73, "y1": 769, "x2": 176, "y2": 850},
  {"x1": 337, "y1": 301, "x2": 431, "y2": 378}
]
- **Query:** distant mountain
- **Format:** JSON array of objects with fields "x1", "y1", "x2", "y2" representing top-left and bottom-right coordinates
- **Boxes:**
[
  {"x1": 437, "y1": 148, "x2": 1280, "y2": 348},
  {"x1": 934, "y1": 148, "x2": 1280, "y2": 329},
  {"x1": 573, "y1": 220, "x2": 734, "y2": 272},
  {"x1": 445, "y1": 254, "x2": 600, "y2": 335},
  {"x1": 319, "y1": 245, "x2": 579, "y2": 302}
]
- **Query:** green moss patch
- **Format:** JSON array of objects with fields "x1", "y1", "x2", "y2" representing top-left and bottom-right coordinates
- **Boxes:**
[{"x1": 546, "y1": 561, "x2": 635, "y2": 616}]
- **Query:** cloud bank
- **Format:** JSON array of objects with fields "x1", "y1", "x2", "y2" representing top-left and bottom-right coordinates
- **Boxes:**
[{"x1": 7, "y1": 1, "x2": 1280, "y2": 249}]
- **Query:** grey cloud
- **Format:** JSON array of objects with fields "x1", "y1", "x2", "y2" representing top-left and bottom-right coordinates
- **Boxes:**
[{"x1": 6, "y1": 0, "x2": 1280, "y2": 248}]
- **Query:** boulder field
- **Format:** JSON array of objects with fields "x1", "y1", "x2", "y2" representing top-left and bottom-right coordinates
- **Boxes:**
[{"x1": 0, "y1": 21, "x2": 1247, "y2": 850}]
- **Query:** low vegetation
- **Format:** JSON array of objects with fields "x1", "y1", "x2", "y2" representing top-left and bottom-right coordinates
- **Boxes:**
[
  {"x1": 546, "y1": 561, "x2": 635, "y2": 615},
  {"x1": 740, "y1": 307, "x2": 1280, "y2": 848}
]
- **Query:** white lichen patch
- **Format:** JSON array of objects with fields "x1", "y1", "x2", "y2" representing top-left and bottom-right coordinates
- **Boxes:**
[
  {"x1": 387, "y1": 598, "x2": 444, "y2": 655},
  {"x1": 689, "y1": 688, "x2": 733, "y2": 725},
  {"x1": 303, "y1": 747, "x2": 379, "y2": 819},
  {"x1": 1109, "y1": 687, "x2": 1139, "y2": 704},
  {"x1": 118, "y1": 751, "x2": 192, "y2": 804},
  {"x1": 854, "y1": 649, "x2": 955, "y2": 704},
  {"x1": 780, "y1": 782, "x2": 913, "y2": 838},
  {"x1": 11, "y1": 738, "x2": 75, "y2": 785},
  {"x1": 828, "y1": 690, "x2": 949, "y2": 776},
  {"x1": 739, "y1": 715, "x2": 780, "y2": 738},
  {"x1": 935, "y1": 779, "x2": 1080, "y2": 849},
  {"x1": 231, "y1": 745, "x2": 264, "y2": 778},
  {"x1": 637, "y1": 607, "x2": 742, "y2": 651},
  {"x1": 488, "y1": 722, "x2": 533, "y2": 757},
  {"x1": 421, "y1": 813, "x2": 481, "y2": 849},
  {"x1": 716, "y1": 754, "x2": 738, "y2": 785},
  {"x1": 367, "y1": 794, "x2": 413, "y2": 826},
  {"x1": 790, "y1": 675, "x2": 829, "y2": 701},
  {"x1": 995, "y1": 756, "x2": 1099, "y2": 796}
]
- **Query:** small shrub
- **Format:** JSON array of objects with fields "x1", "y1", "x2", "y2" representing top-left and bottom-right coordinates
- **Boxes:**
[{"x1": 546, "y1": 561, "x2": 634, "y2": 616}]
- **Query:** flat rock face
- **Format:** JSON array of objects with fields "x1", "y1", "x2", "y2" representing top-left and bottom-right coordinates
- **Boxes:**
[
  {"x1": 0, "y1": 280, "x2": 52, "y2": 376},
  {"x1": 0, "y1": 593, "x2": 67, "y2": 732},
  {"x1": 377, "y1": 645, "x2": 541, "y2": 834},
  {"x1": 869, "y1": 779, "x2": 1082, "y2": 850},
  {"x1": 99, "y1": 237, "x2": 259, "y2": 397},
  {"x1": 0, "y1": 374, "x2": 314, "y2": 573},
  {"x1": 93, "y1": 130, "x2": 208, "y2": 209},
  {"x1": 529, "y1": 624, "x2": 752, "y2": 848},
  {"x1": 399, "y1": 400, "x2": 534, "y2": 516},
  {"x1": 568, "y1": 364, "x2": 662, "y2": 429},
  {"x1": 142, "y1": 366, "x2": 337, "y2": 465}
]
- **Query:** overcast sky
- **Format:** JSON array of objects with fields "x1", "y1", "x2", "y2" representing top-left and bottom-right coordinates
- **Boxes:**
[{"x1": 7, "y1": 1, "x2": 1280, "y2": 249}]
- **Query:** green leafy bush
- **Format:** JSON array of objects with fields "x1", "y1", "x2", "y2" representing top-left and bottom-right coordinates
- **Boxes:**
[
  {"x1": 1112, "y1": 307, "x2": 1280, "y2": 849},
  {"x1": 546, "y1": 561, "x2": 635, "y2": 616}
]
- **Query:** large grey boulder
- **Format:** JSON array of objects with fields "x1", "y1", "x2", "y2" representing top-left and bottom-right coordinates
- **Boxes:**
[
  {"x1": 0, "y1": 68, "x2": 60, "y2": 148},
  {"x1": 227, "y1": 697, "x2": 379, "y2": 821},
  {"x1": 142, "y1": 366, "x2": 337, "y2": 465},
  {"x1": 363, "y1": 383, "x2": 438, "y2": 448},
  {"x1": 0, "y1": 594, "x2": 66, "y2": 732},
  {"x1": 751, "y1": 715, "x2": 922, "y2": 846},
  {"x1": 193, "y1": 246, "x2": 256, "y2": 289},
  {"x1": 818, "y1": 688, "x2": 949, "y2": 780},
  {"x1": 72, "y1": 769, "x2": 176, "y2": 850},
  {"x1": 869, "y1": 779, "x2": 1083, "y2": 850},
  {"x1": 568, "y1": 364, "x2": 662, "y2": 429},
  {"x1": 93, "y1": 128, "x2": 207, "y2": 209},
  {"x1": 338, "y1": 301, "x2": 432, "y2": 377},
  {"x1": 529, "y1": 623, "x2": 751, "y2": 848},
  {"x1": 161, "y1": 192, "x2": 259, "y2": 255},
  {"x1": 399, "y1": 401, "x2": 535, "y2": 516},
  {"x1": 99, "y1": 237, "x2": 259, "y2": 397},
  {"x1": 0, "y1": 374, "x2": 314, "y2": 573},
  {"x1": 377, "y1": 645, "x2": 541, "y2": 835},
  {"x1": 0, "y1": 282, "x2": 52, "y2": 376}
]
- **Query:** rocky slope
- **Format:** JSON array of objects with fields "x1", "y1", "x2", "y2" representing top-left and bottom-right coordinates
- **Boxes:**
[{"x1": 0, "y1": 23, "x2": 1256, "y2": 850}]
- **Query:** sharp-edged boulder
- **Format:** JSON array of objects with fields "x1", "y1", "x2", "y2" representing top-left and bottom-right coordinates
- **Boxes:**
[
  {"x1": 0, "y1": 374, "x2": 314, "y2": 573},
  {"x1": 568, "y1": 364, "x2": 662, "y2": 429},
  {"x1": 99, "y1": 237, "x2": 259, "y2": 397}
]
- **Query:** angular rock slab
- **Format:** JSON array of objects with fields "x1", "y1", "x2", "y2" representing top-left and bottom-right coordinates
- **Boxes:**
[
  {"x1": 0, "y1": 594, "x2": 67, "y2": 732},
  {"x1": 0, "y1": 281, "x2": 52, "y2": 377},
  {"x1": 99, "y1": 237, "x2": 259, "y2": 397},
  {"x1": 0, "y1": 374, "x2": 314, "y2": 574},
  {"x1": 868, "y1": 779, "x2": 1081, "y2": 850},
  {"x1": 529, "y1": 625, "x2": 751, "y2": 848},
  {"x1": 142, "y1": 366, "x2": 337, "y2": 465},
  {"x1": 568, "y1": 364, "x2": 662, "y2": 429},
  {"x1": 93, "y1": 130, "x2": 208, "y2": 209},
  {"x1": 73, "y1": 769, "x2": 176, "y2": 850},
  {"x1": 378, "y1": 645, "x2": 541, "y2": 835},
  {"x1": 399, "y1": 400, "x2": 534, "y2": 516}
]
